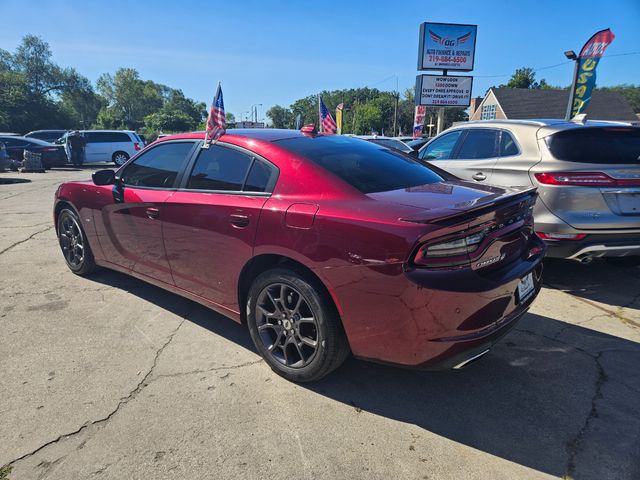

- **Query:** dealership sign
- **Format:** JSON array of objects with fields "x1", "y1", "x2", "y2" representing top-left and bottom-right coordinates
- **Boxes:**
[
  {"x1": 418, "y1": 22, "x2": 477, "y2": 71},
  {"x1": 415, "y1": 74, "x2": 473, "y2": 107}
]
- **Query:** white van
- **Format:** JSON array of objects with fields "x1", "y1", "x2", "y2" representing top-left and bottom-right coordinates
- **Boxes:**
[{"x1": 63, "y1": 130, "x2": 144, "y2": 166}]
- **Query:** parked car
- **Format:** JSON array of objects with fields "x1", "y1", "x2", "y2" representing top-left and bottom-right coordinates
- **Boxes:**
[
  {"x1": 54, "y1": 129, "x2": 544, "y2": 382},
  {"x1": 0, "y1": 135, "x2": 66, "y2": 168},
  {"x1": 350, "y1": 135, "x2": 413, "y2": 153},
  {"x1": 418, "y1": 119, "x2": 640, "y2": 264},
  {"x1": 60, "y1": 130, "x2": 144, "y2": 165},
  {"x1": 25, "y1": 129, "x2": 69, "y2": 143},
  {"x1": 407, "y1": 137, "x2": 431, "y2": 151}
]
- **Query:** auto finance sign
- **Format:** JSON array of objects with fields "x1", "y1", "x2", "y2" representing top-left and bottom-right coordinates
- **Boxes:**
[
  {"x1": 415, "y1": 75, "x2": 473, "y2": 107},
  {"x1": 418, "y1": 22, "x2": 477, "y2": 71}
]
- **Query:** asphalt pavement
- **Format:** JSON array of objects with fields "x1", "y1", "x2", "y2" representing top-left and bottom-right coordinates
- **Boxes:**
[{"x1": 1, "y1": 168, "x2": 639, "y2": 480}]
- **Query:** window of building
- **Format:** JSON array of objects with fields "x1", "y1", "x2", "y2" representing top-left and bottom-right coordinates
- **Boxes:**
[{"x1": 481, "y1": 104, "x2": 497, "y2": 120}]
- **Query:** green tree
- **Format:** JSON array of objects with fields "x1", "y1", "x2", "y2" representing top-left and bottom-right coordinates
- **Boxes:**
[
  {"x1": 225, "y1": 112, "x2": 236, "y2": 124},
  {"x1": 266, "y1": 105, "x2": 293, "y2": 128},
  {"x1": 598, "y1": 84, "x2": 640, "y2": 113},
  {"x1": 0, "y1": 35, "x2": 100, "y2": 131},
  {"x1": 503, "y1": 67, "x2": 551, "y2": 89}
]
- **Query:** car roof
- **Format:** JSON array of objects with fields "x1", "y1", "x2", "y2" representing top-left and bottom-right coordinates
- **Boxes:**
[
  {"x1": 78, "y1": 129, "x2": 137, "y2": 134},
  {"x1": 157, "y1": 128, "x2": 311, "y2": 143},
  {"x1": 0, "y1": 135, "x2": 51, "y2": 145},
  {"x1": 26, "y1": 129, "x2": 67, "y2": 134},
  {"x1": 453, "y1": 118, "x2": 635, "y2": 130}
]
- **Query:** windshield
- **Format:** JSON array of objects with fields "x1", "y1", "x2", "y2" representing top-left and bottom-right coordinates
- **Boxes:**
[
  {"x1": 546, "y1": 127, "x2": 640, "y2": 164},
  {"x1": 275, "y1": 135, "x2": 444, "y2": 194}
]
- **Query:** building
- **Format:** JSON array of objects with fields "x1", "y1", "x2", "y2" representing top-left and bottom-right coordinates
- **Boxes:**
[{"x1": 469, "y1": 87, "x2": 639, "y2": 125}]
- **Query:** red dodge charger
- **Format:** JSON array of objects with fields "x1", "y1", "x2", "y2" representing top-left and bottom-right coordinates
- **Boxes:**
[{"x1": 54, "y1": 129, "x2": 544, "y2": 382}]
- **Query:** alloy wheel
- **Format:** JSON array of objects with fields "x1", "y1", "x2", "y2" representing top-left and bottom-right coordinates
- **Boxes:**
[
  {"x1": 59, "y1": 214, "x2": 85, "y2": 268},
  {"x1": 114, "y1": 153, "x2": 128, "y2": 166},
  {"x1": 255, "y1": 283, "x2": 319, "y2": 368}
]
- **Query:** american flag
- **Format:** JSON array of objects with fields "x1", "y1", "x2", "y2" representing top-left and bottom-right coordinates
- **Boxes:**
[
  {"x1": 204, "y1": 83, "x2": 226, "y2": 147},
  {"x1": 319, "y1": 97, "x2": 337, "y2": 134}
]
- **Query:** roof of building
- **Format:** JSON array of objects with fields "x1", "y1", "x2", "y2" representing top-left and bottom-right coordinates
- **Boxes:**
[{"x1": 490, "y1": 87, "x2": 638, "y2": 122}]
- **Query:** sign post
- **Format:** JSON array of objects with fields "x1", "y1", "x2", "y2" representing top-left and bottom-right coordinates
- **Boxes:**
[{"x1": 416, "y1": 22, "x2": 477, "y2": 135}]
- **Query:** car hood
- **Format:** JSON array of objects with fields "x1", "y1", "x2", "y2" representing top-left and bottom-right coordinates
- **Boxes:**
[{"x1": 368, "y1": 180, "x2": 533, "y2": 223}]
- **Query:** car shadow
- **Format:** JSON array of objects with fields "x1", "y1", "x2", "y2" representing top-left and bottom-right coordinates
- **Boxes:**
[
  {"x1": 0, "y1": 177, "x2": 31, "y2": 184},
  {"x1": 543, "y1": 258, "x2": 640, "y2": 309},
  {"x1": 85, "y1": 268, "x2": 639, "y2": 479}
]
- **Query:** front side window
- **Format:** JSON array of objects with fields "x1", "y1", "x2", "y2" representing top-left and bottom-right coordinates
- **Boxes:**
[
  {"x1": 187, "y1": 145, "x2": 253, "y2": 191},
  {"x1": 456, "y1": 129, "x2": 499, "y2": 160},
  {"x1": 121, "y1": 142, "x2": 194, "y2": 188},
  {"x1": 277, "y1": 135, "x2": 443, "y2": 194},
  {"x1": 420, "y1": 131, "x2": 463, "y2": 160}
]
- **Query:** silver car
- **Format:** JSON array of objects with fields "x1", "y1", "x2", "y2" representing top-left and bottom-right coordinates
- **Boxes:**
[{"x1": 418, "y1": 119, "x2": 640, "y2": 264}]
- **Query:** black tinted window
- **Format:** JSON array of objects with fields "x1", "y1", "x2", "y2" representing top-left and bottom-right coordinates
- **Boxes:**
[
  {"x1": 420, "y1": 131, "x2": 462, "y2": 160},
  {"x1": 500, "y1": 132, "x2": 519, "y2": 156},
  {"x1": 546, "y1": 127, "x2": 640, "y2": 164},
  {"x1": 86, "y1": 132, "x2": 131, "y2": 143},
  {"x1": 456, "y1": 129, "x2": 499, "y2": 159},
  {"x1": 276, "y1": 135, "x2": 443, "y2": 194},
  {"x1": 121, "y1": 142, "x2": 193, "y2": 188},
  {"x1": 244, "y1": 160, "x2": 273, "y2": 192},
  {"x1": 187, "y1": 146, "x2": 252, "y2": 191}
]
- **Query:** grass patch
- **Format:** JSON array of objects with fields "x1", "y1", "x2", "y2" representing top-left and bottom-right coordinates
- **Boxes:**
[{"x1": 0, "y1": 465, "x2": 12, "y2": 480}]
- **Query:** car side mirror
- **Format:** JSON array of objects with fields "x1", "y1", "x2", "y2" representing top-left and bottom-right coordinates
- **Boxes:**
[{"x1": 92, "y1": 169, "x2": 116, "y2": 185}]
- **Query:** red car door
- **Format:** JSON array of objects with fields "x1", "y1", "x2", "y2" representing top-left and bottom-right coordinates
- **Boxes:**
[
  {"x1": 95, "y1": 141, "x2": 197, "y2": 284},
  {"x1": 162, "y1": 143, "x2": 277, "y2": 312}
]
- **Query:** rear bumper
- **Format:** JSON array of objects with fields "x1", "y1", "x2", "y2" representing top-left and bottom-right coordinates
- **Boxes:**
[
  {"x1": 543, "y1": 233, "x2": 640, "y2": 259},
  {"x1": 323, "y1": 235, "x2": 545, "y2": 369}
]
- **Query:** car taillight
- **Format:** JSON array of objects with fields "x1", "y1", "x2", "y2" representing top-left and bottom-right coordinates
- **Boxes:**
[
  {"x1": 414, "y1": 231, "x2": 485, "y2": 266},
  {"x1": 134, "y1": 142, "x2": 141, "y2": 151},
  {"x1": 536, "y1": 232, "x2": 587, "y2": 241},
  {"x1": 534, "y1": 172, "x2": 640, "y2": 187}
]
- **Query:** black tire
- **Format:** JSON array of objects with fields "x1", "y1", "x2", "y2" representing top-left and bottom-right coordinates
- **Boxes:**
[
  {"x1": 112, "y1": 151, "x2": 129, "y2": 166},
  {"x1": 246, "y1": 268, "x2": 350, "y2": 382},
  {"x1": 604, "y1": 256, "x2": 640, "y2": 267},
  {"x1": 57, "y1": 208, "x2": 97, "y2": 276}
]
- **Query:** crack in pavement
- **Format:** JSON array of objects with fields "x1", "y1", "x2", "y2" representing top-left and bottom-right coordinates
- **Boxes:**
[
  {"x1": 564, "y1": 351, "x2": 608, "y2": 479},
  {"x1": 150, "y1": 359, "x2": 263, "y2": 383},
  {"x1": 2, "y1": 302, "x2": 263, "y2": 471},
  {"x1": 2, "y1": 315, "x2": 186, "y2": 470},
  {"x1": 545, "y1": 281, "x2": 640, "y2": 329},
  {"x1": 0, "y1": 226, "x2": 53, "y2": 256}
]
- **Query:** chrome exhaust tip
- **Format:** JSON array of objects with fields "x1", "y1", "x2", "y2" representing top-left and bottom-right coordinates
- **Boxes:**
[{"x1": 453, "y1": 349, "x2": 491, "y2": 369}]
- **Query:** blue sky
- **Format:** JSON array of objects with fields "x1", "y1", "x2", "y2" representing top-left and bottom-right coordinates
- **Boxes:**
[{"x1": 2, "y1": 0, "x2": 639, "y2": 120}]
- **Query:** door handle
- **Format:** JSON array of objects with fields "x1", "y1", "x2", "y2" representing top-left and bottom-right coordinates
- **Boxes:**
[
  {"x1": 145, "y1": 207, "x2": 160, "y2": 219},
  {"x1": 229, "y1": 214, "x2": 250, "y2": 228},
  {"x1": 472, "y1": 172, "x2": 487, "y2": 181}
]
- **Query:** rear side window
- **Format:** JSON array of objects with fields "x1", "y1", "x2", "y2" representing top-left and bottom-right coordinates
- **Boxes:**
[
  {"x1": 86, "y1": 132, "x2": 131, "y2": 143},
  {"x1": 456, "y1": 129, "x2": 499, "y2": 159},
  {"x1": 500, "y1": 131, "x2": 520, "y2": 156},
  {"x1": 276, "y1": 135, "x2": 443, "y2": 194},
  {"x1": 420, "y1": 131, "x2": 462, "y2": 160},
  {"x1": 187, "y1": 145, "x2": 253, "y2": 191},
  {"x1": 121, "y1": 142, "x2": 194, "y2": 188},
  {"x1": 546, "y1": 127, "x2": 640, "y2": 164}
]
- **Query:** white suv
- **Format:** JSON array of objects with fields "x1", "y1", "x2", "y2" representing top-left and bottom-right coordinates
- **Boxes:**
[{"x1": 63, "y1": 130, "x2": 144, "y2": 166}]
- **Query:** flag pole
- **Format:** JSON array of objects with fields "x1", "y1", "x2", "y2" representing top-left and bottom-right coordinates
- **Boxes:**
[{"x1": 317, "y1": 94, "x2": 322, "y2": 133}]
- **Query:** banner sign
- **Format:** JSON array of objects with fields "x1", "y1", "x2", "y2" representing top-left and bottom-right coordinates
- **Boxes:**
[
  {"x1": 413, "y1": 105, "x2": 426, "y2": 138},
  {"x1": 418, "y1": 22, "x2": 477, "y2": 71},
  {"x1": 415, "y1": 75, "x2": 473, "y2": 107},
  {"x1": 570, "y1": 28, "x2": 615, "y2": 118}
]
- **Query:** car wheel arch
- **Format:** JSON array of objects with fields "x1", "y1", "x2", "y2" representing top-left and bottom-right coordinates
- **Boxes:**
[
  {"x1": 237, "y1": 254, "x2": 344, "y2": 327},
  {"x1": 54, "y1": 200, "x2": 79, "y2": 234}
]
